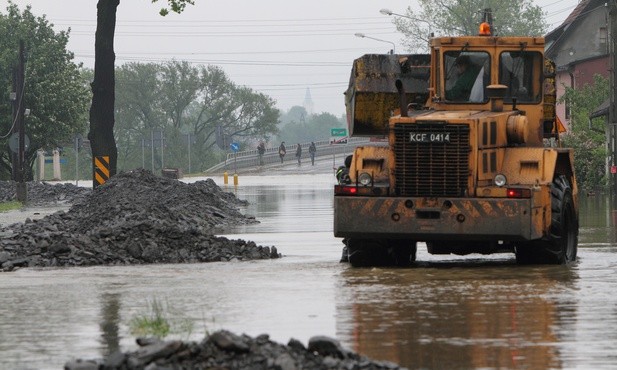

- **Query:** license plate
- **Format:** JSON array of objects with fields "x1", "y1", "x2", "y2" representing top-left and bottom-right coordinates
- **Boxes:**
[{"x1": 409, "y1": 132, "x2": 451, "y2": 143}]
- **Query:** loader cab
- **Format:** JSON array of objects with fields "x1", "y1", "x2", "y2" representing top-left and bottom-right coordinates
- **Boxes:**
[
  {"x1": 435, "y1": 45, "x2": 544, "y2": 107},
  {"x1": 425, "y1": 31, "x2": 550, "y2": 145}
]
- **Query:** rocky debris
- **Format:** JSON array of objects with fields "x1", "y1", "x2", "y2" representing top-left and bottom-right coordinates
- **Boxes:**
[
  {"x1": 64, "y1": 330, "x2": 406, "y2": 370},
  {"x1": 0, "y1": 180, "x2": 91, "y2": 206},
  {"x1": 0, "y1": 169, "x2": 280, "y2": 271}
]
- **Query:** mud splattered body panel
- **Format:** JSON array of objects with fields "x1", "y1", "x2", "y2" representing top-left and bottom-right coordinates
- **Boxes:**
[{"x1": 334, "y1": 195, "x2": 543, "y2": 241}]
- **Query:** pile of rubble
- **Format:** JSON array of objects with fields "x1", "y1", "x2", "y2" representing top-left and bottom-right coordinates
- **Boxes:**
[
  {"x1": 0, "y1": 180, "x2": 91, "y2": 206},
  {"x1": 2, "y1": 171, "x2": 407, "y2": 369},
  {"x1": 0, "y1": 169, "x2": 279, "y2": 271},
  {"x1": 65, "y1": 330, "x2": 406, "y2": 370}
]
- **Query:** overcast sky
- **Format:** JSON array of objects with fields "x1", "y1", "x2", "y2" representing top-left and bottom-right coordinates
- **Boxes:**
[{"x1": 10, "y1": 0, "x2": 581, "y2": 117}]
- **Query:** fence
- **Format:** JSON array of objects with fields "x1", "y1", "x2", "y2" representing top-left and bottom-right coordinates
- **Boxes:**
[{"x1": 204, "y1": 137, "x2": 373, "y2": 174}]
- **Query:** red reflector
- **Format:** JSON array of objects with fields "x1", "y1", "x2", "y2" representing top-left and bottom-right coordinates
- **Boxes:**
[
  {"x1": 334, "y1": 185, "x2": 357, "y2": 195},
  {"x1": 506, "y1": 188, "x2": 531, "y2": 198}
]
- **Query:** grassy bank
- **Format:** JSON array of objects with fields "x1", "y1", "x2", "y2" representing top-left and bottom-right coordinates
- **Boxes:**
[{"x1": 0, "y1": 201, "x2": 22, "y2": 212}]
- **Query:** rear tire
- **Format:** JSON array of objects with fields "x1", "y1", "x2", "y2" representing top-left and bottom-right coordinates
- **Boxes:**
[{"x1": 515, "y1": 175, "x2": 578, "y2": 264}]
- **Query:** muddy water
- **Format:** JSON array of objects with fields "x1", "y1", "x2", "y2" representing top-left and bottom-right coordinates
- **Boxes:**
[{"x1": 1, "y1": 174, "x2": 616, "y2": 369}]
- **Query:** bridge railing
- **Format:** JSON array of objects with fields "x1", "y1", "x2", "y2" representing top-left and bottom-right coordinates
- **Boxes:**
[{"x1": 204, "y1": 137, "x2": 372, "y2": 174}]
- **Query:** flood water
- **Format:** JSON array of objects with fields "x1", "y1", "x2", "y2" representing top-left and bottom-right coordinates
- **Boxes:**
[{"x1": 1, "y1": 173, "x2": 617, "y2": 369}]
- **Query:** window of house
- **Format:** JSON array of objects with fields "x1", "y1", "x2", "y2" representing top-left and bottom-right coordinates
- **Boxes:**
[
  {"x1": 565, "y1": 96, "x2": 571, "y2": 119},
  {"x1": 600, "y1": 27, "x2": 608, "y2": 44}
]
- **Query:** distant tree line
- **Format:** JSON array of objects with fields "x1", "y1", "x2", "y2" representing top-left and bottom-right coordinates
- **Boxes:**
[
  {"x1": 275, "y1": 106, "x2": 346, "y2": 147},
  {"x1": 112, "y1": 61, "x2": 279, "y2": 173}
]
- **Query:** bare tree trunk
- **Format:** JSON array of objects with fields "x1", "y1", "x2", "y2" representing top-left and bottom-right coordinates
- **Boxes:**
[{"x1": 88, "y1": 0, "x2": 119, "y2": 186}]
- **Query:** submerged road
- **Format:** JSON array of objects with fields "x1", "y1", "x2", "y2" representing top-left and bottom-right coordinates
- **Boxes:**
[{"x1": 0, "y1": 174, "x2": 616, "y2": 369}]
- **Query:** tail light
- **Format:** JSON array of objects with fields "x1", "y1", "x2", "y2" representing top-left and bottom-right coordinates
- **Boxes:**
[
  {"x1": 335, "y1": 185, "x2": 357, "y2": 195},
  {"x1": 334, "y1": 185, "x2": 388, "y2": 196},
  {"x1": 506, "y1": 188, "x2": 531, "y2": 198}
]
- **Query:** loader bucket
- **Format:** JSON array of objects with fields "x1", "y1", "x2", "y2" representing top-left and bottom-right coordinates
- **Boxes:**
[{"x1": 345, "y1": 54, "x2": 430, "y2": 136}]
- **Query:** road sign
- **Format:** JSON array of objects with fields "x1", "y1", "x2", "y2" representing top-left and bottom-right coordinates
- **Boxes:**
[
  {"x1": 45, "y1": 158, "x2": 68, "y2": 164},
  {"x1": 8, "y1": 132, "x2": 30, "y2": 153},
  {"x1": 331, "y1": 128, "x2": 347, "y2": 136},
  {"x1": 330, "y1": 136, "x2": 348, "y2": 145},
  {"x1": 230, "y1": 142, "x2": 240, "y2": 152}
]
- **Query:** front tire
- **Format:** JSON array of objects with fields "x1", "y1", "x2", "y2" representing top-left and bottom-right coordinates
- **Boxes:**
[
  {"x1": 389, "y1": 239, "x2": 417, "y2": 267},
  {"x1": 347, "y1": 239, "x2": 417, "y2": 267},
  {"x1": 516, "y1": 175, "x2": 578, "y2": 264},
  {"x1": 346, "y1": 239, "x2": 378, "y2": 267}
]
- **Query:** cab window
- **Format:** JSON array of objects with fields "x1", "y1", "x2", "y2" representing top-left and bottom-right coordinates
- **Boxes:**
[
  {"x1": 499, "y1": 51, "x2": 542, "y2": 104},
  {"x1": 444, "y1": 51, "x2": 490, "y2": 103}
]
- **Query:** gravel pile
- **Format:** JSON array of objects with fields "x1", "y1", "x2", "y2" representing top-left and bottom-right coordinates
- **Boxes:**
[
  {"x1": 0, "y1": 169, "x2": 279, "y2": 271},
  {"x1": 65, "y1": 330, "x2": 406, "y2": 370},
  {"x1": 0, "y1": 180, "x2": 91, "y2": 206}
]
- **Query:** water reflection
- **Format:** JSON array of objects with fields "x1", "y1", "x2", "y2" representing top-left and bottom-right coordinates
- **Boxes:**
[
  {"x1": 99, "y1": 292, "x2": 121, "y2": 356},
  {"x1": 579, "y1": 194, "x2": 617, "y2": 247},
  {"x1": 222, "y1": 174, "x2": 335, "y2": 234},
  {"x1": 335, "y1": 262, "x2": 579, "y2": 369}
]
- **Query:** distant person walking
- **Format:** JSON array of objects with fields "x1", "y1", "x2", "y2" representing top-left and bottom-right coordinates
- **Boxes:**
[
  {"x1": 257, "y1": 141, "x2": 266, "y2": 165},
  {"x1": 278, "y1": 142, "x2": 286, "y2": 163},
  {"x1": 308, "y1": 141, "x2": 316, "y2": 165},
  {"x1": 295, "y1": 143, "x2": 302, "y2": 166}
]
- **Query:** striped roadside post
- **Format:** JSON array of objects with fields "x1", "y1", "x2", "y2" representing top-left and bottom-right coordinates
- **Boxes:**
[{"x1": 93, "y1": 156, "x2": 110, "y2": 188}]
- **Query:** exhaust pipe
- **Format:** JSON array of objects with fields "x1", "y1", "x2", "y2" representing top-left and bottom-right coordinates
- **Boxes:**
[{"x1": 395, "y1": 79, "x2": 408, "y2": 117}]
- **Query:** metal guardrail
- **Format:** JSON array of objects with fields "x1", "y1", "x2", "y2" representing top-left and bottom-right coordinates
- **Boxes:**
[{"x1": 204, "y1": 137, "x2": 373, "y2": 174}]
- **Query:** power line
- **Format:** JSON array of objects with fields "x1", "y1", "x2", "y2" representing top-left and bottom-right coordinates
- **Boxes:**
[
  {"x1": 546, "y1": 5, "x2": 578, "y2": 18},
  {"x1": 83, "y1": 55, "x2": 351, "y2": 67},
  {"x1": 540, "y1": 0, "x2": 564, "y2": 8},
  {"x1": 69, "y1": 47, "x2": 372, "y2": 56},
  {"x1": 54, "y1": 20, "x2": 392, "y2": 29},
  {"x1": 255, "y1": 85, "x2": 347, "y2": 92},
  {"x1": 252, "y1": 81, "x2": 346, "y2": 87},
  {"x1": 49, "y1": 15, "x2": 386, "y2": 24},
  {"x1": 68, "y1": 29, "x2": 397, "y2": 37},
  {"x1": 546, "y1": 4, "x2": 609, "y2": 27}
]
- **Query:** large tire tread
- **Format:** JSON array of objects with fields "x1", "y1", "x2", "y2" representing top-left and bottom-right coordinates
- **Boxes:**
[
  {"x1": 346, "y1": 239, "x2": 417, "y2": 268},
  {"x1": 515, "y1": 175, "x2": 578, "y2": 265}
]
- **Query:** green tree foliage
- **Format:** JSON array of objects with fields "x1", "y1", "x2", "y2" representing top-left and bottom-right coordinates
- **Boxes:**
[
  {"x1": 559, "y1": 74, "x2": 610, "y2": 191},
  {"x1": 114, "y1": 62, "x2": 166, "y2": 171},
  {"x1": 393, "y1": 0, "x2": 547, "y2": 52},
  {"x1": 114, "y1": 61, "x2": 280, "y2": 173},
  {"x1": 0, "y1": 3, "x2": 90, "y2": 180},
  {"x1": 151, "y1": 0, "x2": 195, "y2": 16},
  {"x1": 280, "y1": 106, "x2": 309, "y2": 128},
  {"x1": 160, "y1": 60, "x2": 200, "y2": 130}
]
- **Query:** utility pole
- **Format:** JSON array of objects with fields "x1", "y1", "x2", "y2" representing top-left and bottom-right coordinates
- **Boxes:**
[
  {"x1": 12, "y1": 40, "x2": 27, "y2": 202},
  {"x1": 10, "y1": 64, "x2": 18, "y2": 181},
  {"x1": 610, "y1": 2, "x2": 617, "y2": 197}
]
